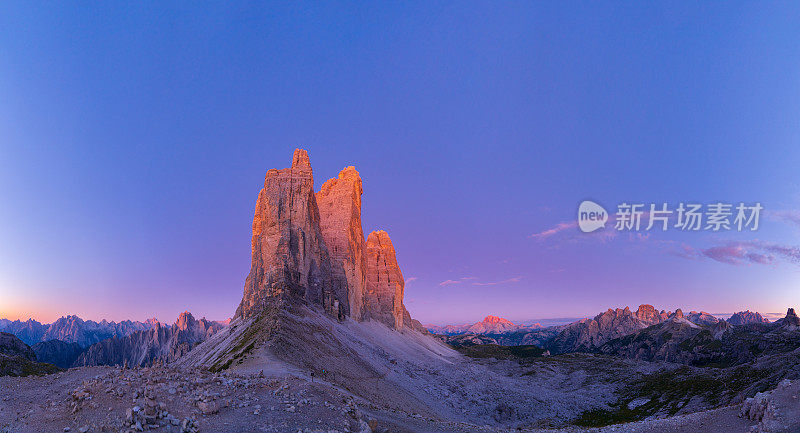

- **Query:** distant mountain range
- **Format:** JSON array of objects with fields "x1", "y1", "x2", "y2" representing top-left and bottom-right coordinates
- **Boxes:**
[
  {"x1": 0, "y1": 312, "x2": 227, "y2": 370},
  {"x1": 426, "y1": 315, "x2": 541, "y2": 335},
  {"x1": 74, "y1": 311, "x2": 225, "y2": 367},
  {"x1": 0, "y1": 315, "x2": 160, "y2": 347},
  {"x1": 433, "y1": 306, "x2": 774, "y2": 357},
  {"x1": 596, "y1": 308, "x2": 798, "y2": 366}
]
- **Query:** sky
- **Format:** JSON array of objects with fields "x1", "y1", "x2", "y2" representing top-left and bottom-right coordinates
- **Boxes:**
[{"x1": 1, "y1": 2, "x2": 799, "y2": 326}]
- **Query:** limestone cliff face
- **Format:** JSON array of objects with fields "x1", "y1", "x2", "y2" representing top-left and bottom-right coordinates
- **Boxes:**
[
  {"x1": 236, "y1": 149, "x2": 348, "y2": 319},
  {"x1": 363, "y1": 230, "x2": 405, "y2": 329},
  {"x1": 234, "y1": 149, "x2": 422, "y2": 332},
  {"x1": 315, "y1": 166, "x2": 367, "y2": 320}
]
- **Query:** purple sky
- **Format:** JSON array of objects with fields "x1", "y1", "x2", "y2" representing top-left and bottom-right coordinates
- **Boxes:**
[{"x1": 1, "y1": 3, "x2": 799, "y2": 325}]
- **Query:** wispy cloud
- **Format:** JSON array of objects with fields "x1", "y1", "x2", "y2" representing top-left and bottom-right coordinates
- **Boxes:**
[
  {"x1": 529, "y1": 222, "x2": 576, "y2": 239},
  {"x1": 769, "y1": 210, "x2": 800, "y2": 229},
  {"x1": 529, "y1": 219, "x2": 618, "y2": 245},
  {"x1": 406, "y1": 277, "x2": 418, "y2": 283},
  {"x1": 438, "y1": 279, "x2": 461, "y2": 286},
  {"x1": 438, "y1": 276, "x2": 522, "y2": 287},
  {"x1": 472, "y1": 276, "x2": 522, "y2": 286},
  {"x1": 531, "y1": 214, "x2": 800, "y2": 268},
  {"x1": 678, "y1": 240, "x2": 799, "y2": 266}
]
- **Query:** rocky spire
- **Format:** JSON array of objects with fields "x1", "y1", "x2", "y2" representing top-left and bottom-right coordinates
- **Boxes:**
[
  {"x1": 785, "y1": 308, "x2": 800, "y2": 327},
  {"x1": 235, "y1": 149, "x2": 348, "y2": 319},
  {"x1": 363, "y1": 230, "x2": 405, "y2": 329},
  {"x1": 291, "y1": 148, "x2": 311, "y2": 170},
  {"x1": 316, "y1": 166, "x2": 367, "y2": 320},
  {"x1": 233, "y1": 149, "x2": 424, "y2": 333}
]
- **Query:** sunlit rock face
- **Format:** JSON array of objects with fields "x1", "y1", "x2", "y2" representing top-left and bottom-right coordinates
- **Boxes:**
[
  {"x1": 466, "y1": 316, "x2": 520, "y2": 334},
  {"x1": 234, "y1": 149, "x2": 424, "y2": 332},
  {"x1": 363, "y1": 230, "x2": 405, "y2": 329},
  {"x1": 316, "y1": 166, "x2": 367, "y2": 321},
  {"x1": 235, "y1": 149, "x2": 348, "y2": 320}
]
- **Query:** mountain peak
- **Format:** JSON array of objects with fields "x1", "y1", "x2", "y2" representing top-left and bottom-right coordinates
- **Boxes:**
[
  {"x1": 728, "y1": 310, "x2": 770, "y2": 325},
  {"x1": 291, "y1": 148, "x2": 311, "y2": 170},
  {"x1": 235, "y1": 150, "x2": 423, "y2": 332},
  {"x1": 482, "y1": 315, "x2": 513, "y2": 325},
  {"x1": 785, "y1": 308, "x2": 800, "y2": 327},
  {"x1": 176, "y1": 311, "x2": 195, "y2": 331}
]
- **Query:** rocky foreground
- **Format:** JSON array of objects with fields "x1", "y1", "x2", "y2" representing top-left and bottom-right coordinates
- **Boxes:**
[
  {"x1": 0, "y1": 359, "x2": 774, "y2": 433},
  {"x1": 0, "y1": 365, "x2": 394, "y2": 433}
]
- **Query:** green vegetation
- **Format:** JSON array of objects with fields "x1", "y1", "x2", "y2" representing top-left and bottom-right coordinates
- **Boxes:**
[
  {"x1": 0, "y1": 355, "x2": 61, "y2": 377},
  {"x1": 454, "y1": 344, "x2": 546, "y2": 360},
  {"x1": 210, "y1": 309, "x2": 276, "y2": 372},
  {"x1": 575, "y1": 364, "x2": 774, "y2": 427}
]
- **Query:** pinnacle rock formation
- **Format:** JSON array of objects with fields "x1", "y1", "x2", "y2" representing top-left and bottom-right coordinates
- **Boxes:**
[
  {"x1": 315, "y1": 166, "x2": 367, "y2": 320},
  {"x1": 236, "y1": 149, "x2": 348, "y2": 320},
  {"x1": 784, "y1": 308, "x2": 800, "y2": 327},
  {"x1": 233, "y1": 149, "x2": 423, "y2": 332},
  {"x1": 364, "y1": 230, "x2": 406, "y2": 329}
]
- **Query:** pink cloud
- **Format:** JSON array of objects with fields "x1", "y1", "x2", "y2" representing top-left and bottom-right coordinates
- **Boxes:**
[
  {"x1": 472, "y1": 276, "x2": 522, "y2": 286},
  {"x1": 676, "y1": 240, "x2": 798, "y2": 266},
  {"x1": 529, "y1": 222, "x2": 576, "y2": 239},
  {"x1": 438, "y1": 279, "x2": 461, "y2": 286},
  {"x1": 702, "y1": 244, "x2": 749, "y2": 265},
  {"x1": 768, "y1": 210, "x2": 800, "y2": 229}
]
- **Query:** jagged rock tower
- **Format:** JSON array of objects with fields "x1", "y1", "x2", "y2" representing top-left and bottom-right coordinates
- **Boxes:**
[
  {"x1": 235, "y1": 149, "x2": 422, "y2": 331},
  {"x1": 315, "y1": 166, "x2": 367, "y2": 321},
  {"x1": 364, "y1": 230, "x2": 405, "y2": 329},
  {"x1": 236, "y1": 149, "x2": 349, "y2": 320}
]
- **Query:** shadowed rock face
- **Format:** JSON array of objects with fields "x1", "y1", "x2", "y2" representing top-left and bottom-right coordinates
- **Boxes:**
[
  {"x1": 728, "y1": 310, "x2": 770, "y2": 326},
  {"x1": 0, "y1": 332, "x2": 35, "y2": 361},
  {"x1": 364, "y1": 230, "x2": 405, "y2": 329},
  {"x1": 548, "y1": 305, "x2": 684, "y2": 354},
  {"x1": 236, "y1": 149, "x2": 348, "y2": 320},
  {"x1": 31, "y1": 340, "x2": 84, "y2": 369},
  {"x1": 0, "y1": 332, "x2": 60, "y2": 377},
  {"x1": 784, "y1": 308, "x2": 800, "y2": 327},
  {"x1": 316, "y1": 166, "x2": 367, "y2": 321}
]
